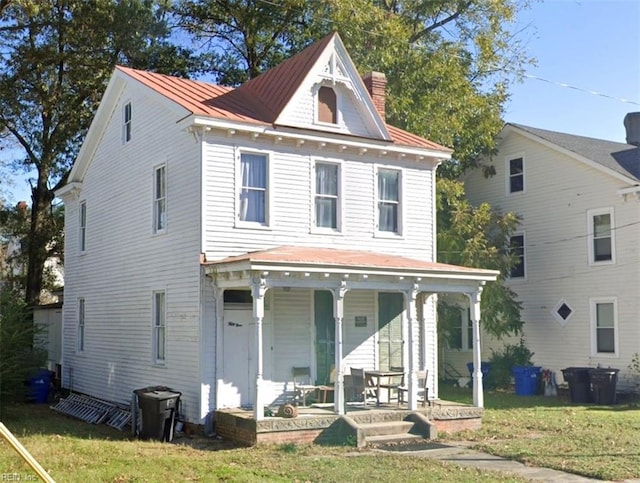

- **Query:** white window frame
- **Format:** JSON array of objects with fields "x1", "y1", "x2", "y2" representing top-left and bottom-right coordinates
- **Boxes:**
[
  {"x1": 450, "y1": 307, "x2": 472, "y2": 352},
  {"x1": 551, "y1": 299, "x2": 574, "y2": 327},
  {"x1": 587, "y1": 207, "x2": 615, "y2": 265},
  {"x1": 153, "y1": 163, "x2": 167, "y2": 234},
  {"x1": 311, "y1": 160, "x2": 342, "y2": 233},
  {"x1": 590, "y1": 297, "x2": 618, "y2": 357},
  {"x1": 236, "y1": 149, "x2": 272, "y2": 229},
  {"x1": 79, "y1": 201, "x2": 87, "y2": 253},
  {"x1": 509, "y1": 232, "x2": 526, "y2": 279},
  {"x1": 153, "y1": 290, "x2": 166, "y2": 364},
  {"x1": 314, "y1": 84, "x2": 342, "y2": 127},
  {"x1": 77, "y1": 297, "x2": 85, "y2": 352},
  {"x1": 123, "y1": 101, "x2": 132, "y2": 143},
  {"x1": 375, "y1": 166, "x2": 403, "y2": 237},
  {"x1": 505, "y1": 154, "x2": 525, "y2": 195}
]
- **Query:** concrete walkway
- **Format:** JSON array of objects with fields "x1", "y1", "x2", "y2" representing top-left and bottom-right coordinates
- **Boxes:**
[{"x1": 375, "y1": 441, "x2": 640, "y2": 482}]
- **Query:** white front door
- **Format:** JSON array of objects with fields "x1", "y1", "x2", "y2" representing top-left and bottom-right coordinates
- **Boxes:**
[{"x1": 223, "y1": 308, "x2": 254, "y2": 407}]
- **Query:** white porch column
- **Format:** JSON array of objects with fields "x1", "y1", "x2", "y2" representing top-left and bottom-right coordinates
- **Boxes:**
[
  {"x1": 332, "y1": 282, "x2": 347, "y2": 415},
  {"x1": 468, "y1": 286, "x2": 484, "y2": 408},
  {"x1": 403, "y1": 285, "x2": 419, "y2": 410},
  {"x1": 251, "y1": 276, "x2": 268, "y2": 420}
]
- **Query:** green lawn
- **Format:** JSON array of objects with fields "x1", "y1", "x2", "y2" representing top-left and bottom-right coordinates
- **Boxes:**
[
  {"x1": 2, "y1": 387, "x2": 640, "y2": 482},
  {"x1": 0, "y1": 403, "x2": 521, "y2": 483},
  {"x1": 439, "y1": 385, "x2": 640, "y2": 481}
]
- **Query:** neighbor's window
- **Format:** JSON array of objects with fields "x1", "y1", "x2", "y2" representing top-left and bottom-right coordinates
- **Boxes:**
[
  {"x1": 592, "y1": 299, "x2": 616, "y2": 355},
  {"x1": 588, "y1": 208, "x2": 614, "y2": 264},
  {"x1": 153, "y1": 291, "x2": 166, "y2": 362},
  {"x1": 123, "y1": 102, "x2": 132, "y2": 143},
  {"x1": 377, "y1": 169, "x2": 401, "y2": 233},
  {"x1": 77, "y1": 298, "x2": 85, "y2": 352},
  {"x1": 153, "y1": 164, "x2": 167, "y2": 233},
  {"x1": 450, "y1": 308, "x2": 472, "y2": 351},
  {"x1": 509, "y1": 234, "x2": 525, "y2": 278},
  {"x1": 508, "y1": 157, "x2": 524, "y2": 193},
  {"x1": 239, "y1": 153, "x2": 268, "y2": 224},
  {"x1": 318, "y1": 86, "x2": 337, "y2": 124},
  {"x1": 315, "y1": 162, "x2": 339, "y2": 230},
  {"x1": 79, "y1": 201, "x2": 87, "y2": 252}
]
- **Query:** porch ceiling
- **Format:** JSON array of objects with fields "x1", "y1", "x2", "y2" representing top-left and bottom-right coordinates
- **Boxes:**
[{"x1": 202, "y1": 245, "x2": 498, "y2": 292}]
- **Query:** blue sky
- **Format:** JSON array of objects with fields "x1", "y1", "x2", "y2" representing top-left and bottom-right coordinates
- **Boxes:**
[
  {"x1": 506, "y1": 0, "x2": 640, "y2": 142},
  {"x1": 3, "y1": 0, "x2": 640, "y2": 203}
]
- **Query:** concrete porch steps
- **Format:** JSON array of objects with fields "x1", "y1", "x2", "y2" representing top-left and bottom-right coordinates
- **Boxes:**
[{"x1": 359, "y1": 420, "x2": 427, "y2": 446}]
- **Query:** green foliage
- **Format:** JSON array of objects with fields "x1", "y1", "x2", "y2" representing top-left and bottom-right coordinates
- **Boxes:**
[
  {"x1": 0, "y1": 0, "x2": 193, "y2": 304},
  {"x1": 278, "y1": 442, "x2": 298, "y2": 453},
  {"x1": 485, "y1": 338, "x2": 534, "y2": 389},
  {"x1": 437, "y1": 178, "x2": 524, "y2": 339},
  {"x1": 0, "y1": 286, "x2": 47, "y2": 403}
]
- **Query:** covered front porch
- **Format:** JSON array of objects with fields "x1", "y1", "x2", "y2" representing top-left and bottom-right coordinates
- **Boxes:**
[{"x1": 203, "y1": 246, "x2": 497, "y2": 430}]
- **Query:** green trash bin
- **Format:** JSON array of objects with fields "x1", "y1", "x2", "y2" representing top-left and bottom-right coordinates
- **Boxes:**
[{"x1": 135, "y1": 386, "x2": 181, "y2": 441}]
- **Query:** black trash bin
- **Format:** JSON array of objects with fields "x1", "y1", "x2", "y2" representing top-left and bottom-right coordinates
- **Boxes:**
[
  {"x1": 589, "y1": 368, "x2": 619, "y2": 405},
  {"x1": 135, "y1": 386, "x2": 181, "y2": 442},
  {"x1": 561, "y1": 367, "x2": 591, "y2": 403}
]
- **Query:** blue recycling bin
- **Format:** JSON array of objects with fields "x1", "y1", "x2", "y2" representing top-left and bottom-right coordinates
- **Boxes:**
[
  {"x1": 28, "y1": 369, "x2": 51, "y2": 403},
  {"x1": 512, "y1": 366, "x2": 541, "y2": 396}
]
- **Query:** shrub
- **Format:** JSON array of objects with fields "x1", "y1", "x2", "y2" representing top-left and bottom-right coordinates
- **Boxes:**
[{"x1": 486, "y1": 338, "x2": 534, "y2": 389}]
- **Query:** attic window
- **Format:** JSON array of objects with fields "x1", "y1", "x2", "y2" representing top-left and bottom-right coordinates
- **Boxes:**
[
  {"x1": 123, "y1": 102, "x2": 132, "y2": 143},
  {"x1": 318, "y1": 86, "x2": 337, "y2": 124}
]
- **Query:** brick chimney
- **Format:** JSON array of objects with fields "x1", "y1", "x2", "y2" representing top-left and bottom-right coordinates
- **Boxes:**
[
  {"x1": 624, "y1": 112, "x2": 640, "y2": 146},
  {"x1": 363, "y1": 71, "x2": 387, "y2": 120},
  {"x1": 16, "y1": 201, "x2": 28, "y2": 213}
]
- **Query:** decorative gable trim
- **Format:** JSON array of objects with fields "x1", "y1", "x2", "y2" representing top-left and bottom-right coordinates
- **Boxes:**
[{"x1": 275, "y1": 33, "x2": 391, "y2": 141}]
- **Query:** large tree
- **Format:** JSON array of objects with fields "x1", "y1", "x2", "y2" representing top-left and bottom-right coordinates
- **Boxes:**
[{"x1": 0, "y1": 0, "x2": 192, "y2": 305}]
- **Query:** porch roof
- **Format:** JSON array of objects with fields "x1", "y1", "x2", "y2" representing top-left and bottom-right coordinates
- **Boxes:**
[{"x1": 202, "y1": 246, "x2": 498, "y2": 284}]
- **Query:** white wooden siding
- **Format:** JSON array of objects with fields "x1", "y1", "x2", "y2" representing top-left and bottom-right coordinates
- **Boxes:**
[
  {"x1": 61, "y1": 81, "x2": 203, "y2": 421},
  {"x1": 464, "y1": 130, "x2": 640, "y2": 387},
  {"x1": 202, "y1": 133, "x2": 436, "y2": 262}
]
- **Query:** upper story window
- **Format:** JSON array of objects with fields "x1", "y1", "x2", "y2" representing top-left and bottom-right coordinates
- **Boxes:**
[
  {"x1": 507, "y1": 156, "x2": 524, "y2": 194},
  {"x1": 314, "y1": 162, "x2": 340, "y2": 230},
  {"x1": 79, "y1": 201, "x2": 87, "y2": 252},
  {"x1": 591, "y1": 298, "x2": 617, "y2": 355},
  {"x1": 377, "y1": 168, "x2": 401, "y2": 234},
  {"x1": 123, "y1": 102, "x2": 132, "y2": 143},
  {"x1": 509, "y1": 233, "x2": 525, "y2": 278},
  {"x1": 239, "y1": 152, "x2": 268, "y2": 225},
  {"x1": 153, "y1": 164, "x2": 167, "y2": 233},
  {"x1": 317, "y1": 86, "x2": 337, "y2": 124},
  {"x1": 588, "y1": 208, "x2": 614, "y2": 264},
  {"x1": 153, "y1": 291, "x2": 166, "y2": 363},
  {"x1": 77, "y1": 297, "x2": 85, "y2": 352}
]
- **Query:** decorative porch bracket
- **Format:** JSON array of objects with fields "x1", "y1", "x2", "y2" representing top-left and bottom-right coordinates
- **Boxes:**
[
  {"x1": 404, "y1": 285, "x2": 419, "y2": 410},
  {"x1": 252, "y1": 275, "x2": 268, "y2": 420},
  {"x1": 332, "y1": 282, "x2": 348, "y2": 415},
  {"x1": 467, "y1": 286, "x2": 484, "y2": 408}
]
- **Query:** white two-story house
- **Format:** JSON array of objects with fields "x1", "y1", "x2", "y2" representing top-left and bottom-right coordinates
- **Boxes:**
[
  {"x1": 56, "y1": 33, "x2": 496, "y2": 431},
  {"x1": 464, "y1": 116, "x2": 640, "y2": 390}
]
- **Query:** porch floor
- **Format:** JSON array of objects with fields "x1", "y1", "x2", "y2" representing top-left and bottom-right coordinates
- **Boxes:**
[{"x1": 215, "y1": 400, "x2": 483, "y2": 446}]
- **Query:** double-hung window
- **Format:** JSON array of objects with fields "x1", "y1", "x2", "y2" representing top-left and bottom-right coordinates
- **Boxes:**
[
  {"x1": 507, "y1": 156, "x2": 524, "y2": 194},
  {"x1": 153, "y1": 291, "x2": 166, "y2": 363},
  {"x1": 79, "y1": 201, "x2": 87, "y2": 252},
  {"x1": 77, "y1": 298, "x2": 85, "y2": 352},
  {"x1": 591, "y1": 298, "x2": 617, "y2": 355},
  {"x1": 509, "y1": 234, "x2": 525, "y2": 278},
  {"x1": 314, "y1": 162, "x2": 339, "y2": 230},
  {"x1": 377, "y1": 168, "x2": 401, "y2": 234},
  {"x1": 153, "y1": 164, "x2": 167, "y2": 233},
  {"x1": 449, "y1": 308, "x2": 472, "y2": 351},
  {"x1": 588, "y1": 208, "x2": 614, "y2": 264},
  {"x1": 123, "y1": 102, "x2": 132, "y2": 143},
  {"x1": 239, "y1": 153, "x2": 268, "y2": 224}
]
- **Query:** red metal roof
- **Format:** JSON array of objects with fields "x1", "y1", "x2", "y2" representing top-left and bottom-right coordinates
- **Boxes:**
[
  {"x1": 116, "y1": 33, "x2": 451, "y2": 153},
  {"x1": 204, "y1": 246, "x2": 496, "y2": 277}
]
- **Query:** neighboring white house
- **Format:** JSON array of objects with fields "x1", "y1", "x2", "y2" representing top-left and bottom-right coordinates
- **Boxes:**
[
  {"x1": 463, "y1": 116, "x2": 640, "y2": 389},
  {"x1": 56, "y1": 32, "x2": 497, "y2": 425}
]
